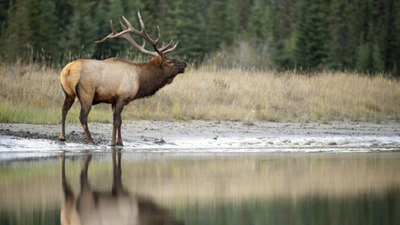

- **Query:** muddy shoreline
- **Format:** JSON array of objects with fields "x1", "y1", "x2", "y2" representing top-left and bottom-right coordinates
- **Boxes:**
[{"x1": 1, "y1": 120, "x2": 400, "y2": 153}]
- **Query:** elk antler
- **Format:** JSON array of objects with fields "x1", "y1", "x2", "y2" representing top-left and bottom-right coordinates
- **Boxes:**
[{"x1": 96, "y1": 12, "x2": 178, "y2": 57}]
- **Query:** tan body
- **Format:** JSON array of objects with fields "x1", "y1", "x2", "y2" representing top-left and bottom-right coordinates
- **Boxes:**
[
  {"x1": 61, "y1": 57, "x2": 179, "y2": 104},
  {"x1": 59, "y1": 12, "x2": 186, "y2": 145},
  {"x1": 60, "y1": 151, "x2": 183, "y2": 225},
  {"x1": 59, "y1": 56, "x2": 186, "y2": 145},
  {"x1": 61, "y1": 59, "x2": 141, "y2": 106}
]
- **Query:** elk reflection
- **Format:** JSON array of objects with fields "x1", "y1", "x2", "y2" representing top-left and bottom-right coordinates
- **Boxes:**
[{"x1": 60, "y1": 150, "x2": 183, "y2": 225}]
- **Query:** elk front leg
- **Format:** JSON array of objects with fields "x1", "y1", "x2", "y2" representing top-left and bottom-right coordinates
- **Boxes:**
[
  {"x1": 59, "y1": 94, "x2": 75, "y2": 141},
  {"x1": 111, "y1": 102, "x2": 125, "y2": 146}
]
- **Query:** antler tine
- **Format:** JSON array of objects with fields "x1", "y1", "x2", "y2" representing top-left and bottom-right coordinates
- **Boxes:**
[
  {"x1": 120, "y1": 15, "x2": 157, "y2": 53},
  {"x1": 95, "y1": 20, "x2": 117, "y2": 43},
  {"x1": 162, "y1": 41, "x2": 179, "y2": 55},
  {"x1": 119, "y1": 20, "x2": 146, "y2": 48},
  {"x1": 159, "y1": 40, "x2": 173, "y2": 52},
  {"x1": 153, "y1": 26, "x2": 161, "y2": 43},
  {"x1": 96, "y1": 11, "x2": 178, "y2": 57},
  {"x1": 110, "y1": 20, "x2": 117, "y2": 34},
  {"x1": 136, "y1": 12, "x2": 161, "y2": 44},
  {"x1": 119, "y1": 20, "x2": 127, "y2": 30},
  {"x1": 121, "y1": 16, "x2": 137, "y2": 33},
  {"x1": 95, "y1": 20, "x2": 133, "y2": 43},
  {"x1": 94, "y1": 16, "x2": 158, "y2": 56},
  {"x1": 122, "y1": 14, "x2": 160, "y2": 46}
]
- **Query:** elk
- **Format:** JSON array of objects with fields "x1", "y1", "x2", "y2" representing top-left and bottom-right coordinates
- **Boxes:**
[
  {"x1": 60, "y1": 151, "x2": 183, "y2": 225},
  {"x1": 59, "y1": 12, "x2": 187, "y2": 145}
]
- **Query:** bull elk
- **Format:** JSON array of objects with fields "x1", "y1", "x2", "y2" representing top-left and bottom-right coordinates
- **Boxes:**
[
  {"x1": 60, "y1": 151, "x2": 183, "y2": 225},
  {"x1": 59, "y1": 12, "x2": 187, "y2": 145}
]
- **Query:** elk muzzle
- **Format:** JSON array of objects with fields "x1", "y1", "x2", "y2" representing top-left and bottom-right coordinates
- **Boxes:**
[{"x1": 177, "y1": 60, "x2": 187, "y2": 74}]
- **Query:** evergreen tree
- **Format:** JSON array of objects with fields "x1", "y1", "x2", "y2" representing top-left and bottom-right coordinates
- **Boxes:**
[
  {"x1": 271, "y1": 0, "x2": 297, "y2": 69},
  {"x1": 66, "y1": 0, "x2": 98, "y2": 59},
  {"x1": 208, "y1": 0, "x2": 238, "y2": 50},
  {"x1": 236, "y1": 0, "x2": 252, "y2": 35},
  {"x1": 295, "y1": 0, "x2": 329, "y2": 71},
  {"x1": 376, "y1": 0, "x2": 400, "y2": 75},
  {"x1": 164, "y1": 0, "x2": 207, "y2": 60},
  {"x1": 247, "y1": 0, "x2": 271, "y2": 41},
  {"x1": 328, "y1": 0, "x2": 357, "y2": 70},
  {"x1": 0, "y1": 0, "x2": 399, "y2": 73},
  {"x1": 25, "y1": 0, "x2": 58, "y2": 62},
  {"x1": 2, "y1": 0, "x2": 32, "y2": 62},
  {"x1": 386, "y1": 0, "x2": 400, "y2": 75},
  {"x1": 0, "y1": 0, "x2": 11, "y2": 38},
  {"x1": 355, "y1": 0, "x2": 385, "y2": 73},
  {"x1": 54, "y1": 0, "x2": 73, "y2": 62}
]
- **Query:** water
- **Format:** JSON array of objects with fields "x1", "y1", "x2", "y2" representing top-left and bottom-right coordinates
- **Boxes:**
[{"x1": 0, "y1": 150, "x2": 399, "y2": 225}]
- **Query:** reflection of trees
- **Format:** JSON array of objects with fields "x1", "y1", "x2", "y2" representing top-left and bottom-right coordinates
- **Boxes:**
[
  {"x1": 176, "y1": 189, "x2": 400, "y2": 225},
  {"x1": 60, "y1": 150, "x2": 183, "y2": 225}
]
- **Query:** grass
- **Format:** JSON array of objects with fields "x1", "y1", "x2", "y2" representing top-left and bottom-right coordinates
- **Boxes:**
[{"x1": 1, "y1": 62, "x2": 400, "y2": 124}]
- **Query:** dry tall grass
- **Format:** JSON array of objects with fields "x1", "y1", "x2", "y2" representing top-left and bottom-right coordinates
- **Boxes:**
[{"x1": 1, "y1": 62, "x2": 400, "y2": 124}]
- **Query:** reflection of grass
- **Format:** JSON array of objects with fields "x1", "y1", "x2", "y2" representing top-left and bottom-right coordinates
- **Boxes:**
[
  {"x1": 1, "y1": 154, "x2": 400, "y2": 212},
  {"x1": 1, "y1": 63, "x2": 400, "y2": 123}
]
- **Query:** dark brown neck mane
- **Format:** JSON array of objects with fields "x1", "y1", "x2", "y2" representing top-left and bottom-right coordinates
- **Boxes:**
[{"x1": 135, "y1": 56, "x2": 172, "y2": 99}]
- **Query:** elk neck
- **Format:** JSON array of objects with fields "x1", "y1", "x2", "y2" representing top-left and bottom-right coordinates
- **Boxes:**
[{"x1": 135, "y1": 56, "x2": 173, "y2": 99}]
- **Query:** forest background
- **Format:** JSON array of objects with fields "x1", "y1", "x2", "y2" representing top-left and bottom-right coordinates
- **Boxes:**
[{"x1": 1, "y1": 0, "x2": 400, "y2": 74}]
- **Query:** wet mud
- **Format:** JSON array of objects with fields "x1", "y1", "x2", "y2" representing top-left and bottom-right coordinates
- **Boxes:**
[{"x1": 1, "y1": 120, "x2": 400, "y2": 153}]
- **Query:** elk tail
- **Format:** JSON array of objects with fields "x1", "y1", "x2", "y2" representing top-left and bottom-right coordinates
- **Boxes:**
[{"x1": 60, "y1": 62, "x2": 79, "y2": 98}]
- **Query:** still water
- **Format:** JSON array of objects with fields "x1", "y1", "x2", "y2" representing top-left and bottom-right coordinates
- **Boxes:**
[{"x1": 0, "y1": 151, "x2": 399, "y2": 225}]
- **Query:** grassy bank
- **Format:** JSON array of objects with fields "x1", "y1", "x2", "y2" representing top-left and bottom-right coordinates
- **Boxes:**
[{"x1": 1, "y1": 63, "x2": 400, "y2": 124}]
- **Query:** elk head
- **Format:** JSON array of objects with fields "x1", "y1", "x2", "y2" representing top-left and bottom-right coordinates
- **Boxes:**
[{"x1": 96, "y1": 12, "x2": 187, "y2": 76}]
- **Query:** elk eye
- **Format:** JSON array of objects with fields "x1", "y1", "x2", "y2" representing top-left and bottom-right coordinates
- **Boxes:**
[{"x1": 167, "y1": 60, "x2": 174, "y2": 65}]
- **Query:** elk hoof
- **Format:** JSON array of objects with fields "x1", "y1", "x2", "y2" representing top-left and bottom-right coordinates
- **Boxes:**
[{"x1": 59, "y1": 136, "x2": 66, "y2": 141}]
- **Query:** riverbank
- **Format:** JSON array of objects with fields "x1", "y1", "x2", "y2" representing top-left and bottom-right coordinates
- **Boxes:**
[{"x1": 1, "y1": 120, "x2": 399, "y2": 154}]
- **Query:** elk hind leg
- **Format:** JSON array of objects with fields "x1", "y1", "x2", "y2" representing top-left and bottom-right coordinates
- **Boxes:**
[
  {"x1": 76, "y1": 84, "x2": 94, "y2": 144},
  {"x1": 79, "y1": 103, "x2": 94, "y2": 144},
  {"x1": 59, "y1": 94, "x2": 75, "y2": 141}
]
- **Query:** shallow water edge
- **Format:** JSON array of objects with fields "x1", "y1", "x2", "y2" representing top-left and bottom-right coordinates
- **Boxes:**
[{"x1": 1, "y1": 151, "x2": 400, "y2": 225}]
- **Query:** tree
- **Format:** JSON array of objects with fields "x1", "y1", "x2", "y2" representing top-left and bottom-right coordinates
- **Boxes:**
[
  {"x1": 25, "y1": 0, "x2": 58, "y2": 62},
  {"x1": 354, "y1": 0, "x2": 385, "y2": 73},
  {"x1": 328, "y1": 0, "x2": 358, "y2": 70},
  {"x1": 65, "y1": 0, "x2": 98, "y2": 59},
  {"x1": 0, "y1": 0, "x2": 11, "y2": 39},
  {"x1": 247, "y1": 0, "x2": 271, "y2": 41},
  {"x1": 295, "y1": 0, "x2": 329, "y2": 71},
  {"x1": 270, "y1": 0, "x2": 297, "y2": 70},
  {"x1": 1, "y1": 0, "x2": 400, "y2": 73},
  {"x1": 386, "y1": 0, "x2": 400, "y2": 75},
  {"x1": 165, "y1": 0, "x2": 206, "y2": 60},
  {"x1": 207, "y1": 0, "x2": 238, "y2": 50},
  {"x1": 2, "y1": 0, "x2": 32, "y2": 62}
]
